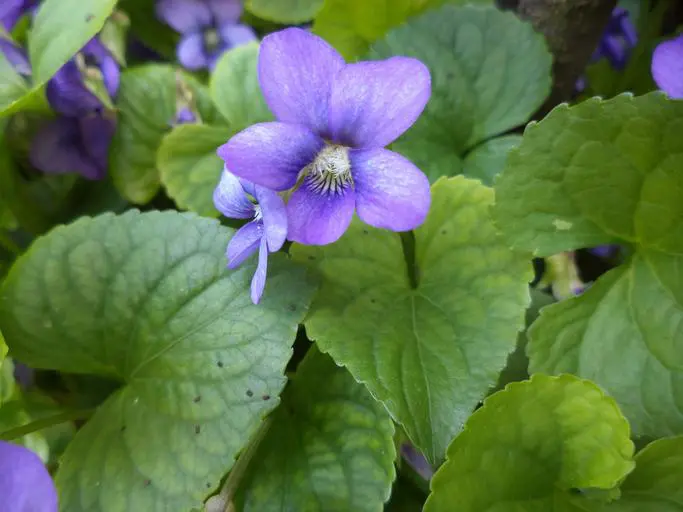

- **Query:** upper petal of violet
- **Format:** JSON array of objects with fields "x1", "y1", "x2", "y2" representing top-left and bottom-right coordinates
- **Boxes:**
[
  {"x1": 258, "y1": 27, "x2": 345, "y2": 136},
  {"x1": 0, "y1": 441, "x2": 58, "y2": 512},
  {"x1": 328, "y1": 57, "x2": 431, "y2": 149},
  {"x1": 652, "y1": 34, "x2": 683, "y2": 99},
  {"x1": 350, "y1": 148, "x2": 430, "y2": 232},
  {"x1": 254, "y1": 185, "x2": 287, "y2": 252},
  {"x1": 286, "y1": 178, "x2": 356, "y2": 245},
  {"x1": 217, "y1": 121, "x2": 324, "y2": 191},
  {"x1": 0, "y1": 37, "x2": 30, "y2": 76},
  {"x1": 208, "y1": 0, "x2": 243, "y2": 25},
  {"x1": 155, "y1": 0, "x2": 212, "y2": 34},
  {"x1": 213, "y1": 168, "x2": 255, "y2": 219}
]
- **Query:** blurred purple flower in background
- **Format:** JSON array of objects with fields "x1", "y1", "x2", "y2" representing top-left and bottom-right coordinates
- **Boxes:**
[
  {"x1": 218, "y1": 28, "x2": 432, "y2": 246},
  {"x1": 30, "y1": 36, "x2": 119, "y2": 181},
  {"x1": 213, "y1": 168, "x2": 287, "y2": 304},
  {"x1": 0, "y1": 0, "x2": 36, "y2": 32},
  {"x1": 46, "y1": 37, "x2": 120, "y2": 117},
  {"x1": 651, "y1": 33, "x2": 683, "y2": 99},
  {"x1": 0, "y1": 440, "x2": 58, "y2": 512},
  {"x1": 0, "y1": 37, "x2": 30, "y2": 75},
  {"x1": 591, "y1": 7, "x2": 638, "y2": 70},
  {"x1": 156, "y1": 0, "x2": 256, "y2": 71}
]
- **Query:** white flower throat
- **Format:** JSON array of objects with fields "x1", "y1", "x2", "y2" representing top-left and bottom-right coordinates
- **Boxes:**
[{"x1": 303, "y1": 144, "x2": 353, "y2": 195}]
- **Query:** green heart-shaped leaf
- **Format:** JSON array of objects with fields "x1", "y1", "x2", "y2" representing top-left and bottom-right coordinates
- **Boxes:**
[{"x1": 0, "y1": 210, "x2": 316, "y2": 510}]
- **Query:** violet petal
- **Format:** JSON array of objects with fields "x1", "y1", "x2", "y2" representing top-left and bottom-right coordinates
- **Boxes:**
[
  {"x1": 351, "y1": 148, "x2": 430, "y2": 231},
  {"x1": 219, "y1": 23, "x2": 257, "y2": 49},
  {"x1": 652, "y1": 34, "x2": 683, "y2": 99},
  {"x1": 177, "y1": 31, "x2": 209, "y2": 71},
  {"x1": 46, "y1": 61, "x2": 102, "y2": 116},
  {"x1": 217, "y1": 122, "x2": 324, "y2": 191},
  {"x1": 208, "y1": 0, "x2": 242, "y2": 25},
  {"x1": 155, "y1": 0, "x2": 211, "y2": 34},
  {"x1": 258, "y1": 28, "x2": 344, "y2": 135},
  {"x1": 286, "y1": 179, "x2": 355, "y2": 245},
  {"x1": 0, "y1": 38, "x2": 30, "y2": 76},
  {"x1": 0, "y1": 441, "x2": 58, "y2": 512},
  {"x1": 254, "y1": 186, "x2": 287, "y2": 252},
  {"x1": 29, "y1": 117, "x2": 103, "y2": 180},
  {"x1": 0, "y1": 0, "x2": 24, "y2": 32},
  {"x1": 251, "y1": 237, "x2": 268, "y2": 304},
  {"x1": 328, "y1": 57, "x2": 431, "y2": 149},
  {"x1": 213, "y1": 168, "x2": 255, "y2": 219},
  {"x1": 227, "y1": 221, "x2": 262, "y2": 269},
  {"x1": 79, "y1": 114, "x2": 115, "y2": 180},
  {"x1": 99, "y1": 55, "x2": 120, "y2": 99}
]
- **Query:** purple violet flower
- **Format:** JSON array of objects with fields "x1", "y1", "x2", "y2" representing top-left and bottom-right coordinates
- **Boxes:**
[
  {"x1": 0, "y1": 440, "x2": 58, "y2": 512},
  {"x1": 0, "y1": 0, "x2": 36, "y2": 32},
  {"x1": 651, "y1": 33, "x2": 683, "y2": 99},
  {"x1": 0, "y1": 37, "x2": 30, "y2": 76},
  {"x1": 29, "y1": 112, "x2": 116, "y2": 180},
  {"x1": 591, "y1": 7, "x2": 638, "y2": 70},
  {"x1": 156, "y1": 0, "x2": 256, "y2": 71},
  {"x1": 217, "y1": 28, "x2": 432, "y2": 245},
  {"x1": 213, "y1": 168, "x2": 287, "y2": 304},
  {"x1": 46, "y1": 37, "x2": 120, "y2": 117}
]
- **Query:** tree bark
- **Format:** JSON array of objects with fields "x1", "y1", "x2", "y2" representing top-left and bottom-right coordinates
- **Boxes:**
[{"x1": 514, "y1": 0, "x2": 617, "y2": 112}]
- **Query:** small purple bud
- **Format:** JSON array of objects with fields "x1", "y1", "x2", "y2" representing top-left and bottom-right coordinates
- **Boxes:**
[
  {"x1": 0, "y1": 37, "x2": 30, "y2": 76},
  {"x1": 400, "y1": 443, "x2": 433, "y2": 481}
]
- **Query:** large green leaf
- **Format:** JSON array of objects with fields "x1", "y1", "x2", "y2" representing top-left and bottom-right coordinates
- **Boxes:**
[
  {"x1": 0, "y1": 210, "x2": 316, "y2": 511},
  {"x1": 158, "y1": 124, "x2": 231, "y2": 217},
  {"x1": 313, "y1": 0, "x2": 492, "y2": 60},
  {"x1": 236, "y1": 347, "x2": 396, "y2": 511},
  {"x1": 494, "y1": 93, "x2": 683, "y2": 439},
  {"x1": 245, "y1": 0, "x2": 324, "y2": 23},
  {"x1": 604, "y1": 437, "x2": 683, "y2": 511},
  {"x1": 368, "y1": 5, "x2": 551, "y2": 183},
  {"x1": 424, "y1": 375, "x2": 635, "y2": 512},
  {"x1": 0, "y1": 44, "x2": 29, "y2": 113},
  {"x1": 210, "y1": 43, "x2": 272, "y2": 131},
  {"x1": 110, "y1": 65, "x2": 220, "y2": 204},
  {"x1": 1, "y1": 0, "x2": 117, "y2": 116},
  {"x1": 292, "y1": 177, "x2": 531, "y2": 463},
  {"x1": 462, "y1": 135, "x2": 522, "y2": 187}
]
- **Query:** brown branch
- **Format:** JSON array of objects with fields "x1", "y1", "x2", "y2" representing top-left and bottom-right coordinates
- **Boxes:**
[{"x1": 515, "y1": 0, "x2": 618, "y2": 112}]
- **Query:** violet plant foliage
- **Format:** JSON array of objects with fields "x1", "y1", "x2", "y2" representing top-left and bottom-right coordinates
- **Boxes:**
[{"x1": 0, "y1": 0, "x2": 682, "y2": 511}]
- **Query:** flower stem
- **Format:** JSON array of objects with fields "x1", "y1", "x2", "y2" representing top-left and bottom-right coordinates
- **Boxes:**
[
  {"x1": 0, "y1": 408, "x2": 95, "y2": 441},
  {"x1": 400, "y1": 231, "x2": 419, "y2": 289},
  {"x1": 206, "y1": 416, "x2": 273, "y2": 512}
]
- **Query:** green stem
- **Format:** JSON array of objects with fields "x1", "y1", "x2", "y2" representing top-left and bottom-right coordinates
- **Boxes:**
[
  {"x1": 400, "y1": 231, "x2": 419, "y2": 289},
  {"x1": 0, "y1": 408, "x2": 95, "y2": 441},
  {"x1": 216, "y1": 417, "x2": 273, "y2": 511},
  {"x1": 0, "y1": 231, "x2": 21, "y2": 256}
]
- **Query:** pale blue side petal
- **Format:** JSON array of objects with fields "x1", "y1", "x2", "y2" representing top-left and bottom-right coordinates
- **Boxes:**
[
  {"x1": 219, "y1": 23, "x2": 257, "y2": 49},
  {"x1": 213, "y1": 168, "x2": 255, "y2": 219},
  {"x1": 250, "y1": 237, "x2": 269, "y2": 304},
  {"x1": 0, "y1": 441, "x2": 58, "y2": 512},
  {"x1": 254, "y1": 186, "x2": 287, "y2": 252},
  {"x1": 226, "y1": 221, "x2": 262, "y2": 269}
]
